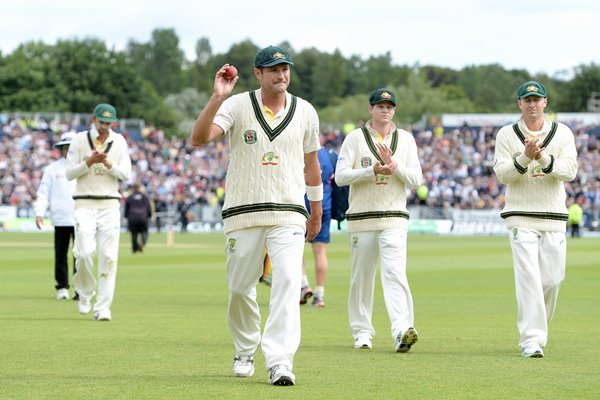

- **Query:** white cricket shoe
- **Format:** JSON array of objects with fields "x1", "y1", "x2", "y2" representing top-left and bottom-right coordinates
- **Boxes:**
[
  {"x1": 77, "y1": 298, "x2": 92, "y2": 314},
  {"x1": 93, "y1": 310, "x2": 112, "y2": 321},
  {"x1": 232, "y1": 354, "x2": 254, "y2": 377},
  {"x1": 396, "y1": 327, "x2": 418, "y2": 353},
  {"x1": 354, "y1": 334, "x2": 372, "y2": 349},
  {"x1": 522, "y1": 342, "x2": 544, "y2": 358},
  {"x1": 268, "y1": 364, "x2": 295, "y2": 386},
  {"x1": 56, "y1": 288, "x2": 70, "y2": 300}
]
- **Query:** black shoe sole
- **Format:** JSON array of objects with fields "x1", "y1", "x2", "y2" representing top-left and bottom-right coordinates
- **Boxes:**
[
  {"x1": 300, "y1": 290, "x2": 313, "y2": 305},
  {"x1": 272, "y1": 376, "x2": 295, "y2": 386},
  {"x1": 396, "y1": 328, "x2": 418, "y2": 353}
]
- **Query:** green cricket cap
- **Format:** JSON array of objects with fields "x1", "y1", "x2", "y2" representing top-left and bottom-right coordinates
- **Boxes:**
[
  {"x1": 517, "y1": 81, "x2": 547, "y2": 99},
  {"x1": 254, "y1": 46, "x2": 294, "y2": 68},
  {"x1": 94, "y1": 103, "x2": 118, "y2": 123},
  {"x1": 369, "y1": 88, "x2": 396, "y2": 106}
]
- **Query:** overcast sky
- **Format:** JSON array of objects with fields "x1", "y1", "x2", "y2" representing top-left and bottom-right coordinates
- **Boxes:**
[{"x1": 2, "y1": 0, "x2": 598, "y2": 77}]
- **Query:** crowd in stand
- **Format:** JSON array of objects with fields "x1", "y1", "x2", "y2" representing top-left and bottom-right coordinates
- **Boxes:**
[{"x1": 1, "y1": 114, "x2": 599, "y2": 229}]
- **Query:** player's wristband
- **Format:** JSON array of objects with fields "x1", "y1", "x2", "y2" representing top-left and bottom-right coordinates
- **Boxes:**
[{"x1": 306, "y1": 184, "x2": 323, "y2": 202}]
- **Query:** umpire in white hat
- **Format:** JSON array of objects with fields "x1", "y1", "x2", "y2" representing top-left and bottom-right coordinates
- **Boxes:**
[{"x1": 34, "y1": 131, "x2": 78, "y2": 300}]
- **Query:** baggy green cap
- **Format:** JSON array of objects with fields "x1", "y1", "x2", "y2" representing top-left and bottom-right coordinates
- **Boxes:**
[
  {"x1": 94, "y1": 103, "x2": 118, "y2": 123},
  {"x1": 369, "y1": 88, "x2": 396, "y2": 106},
  {"x1": 254, "y1": 46, "x2": 294, "y2": 68},
  {"x1": 517, "y1": 81, "x2": 547, "y2": 99}
]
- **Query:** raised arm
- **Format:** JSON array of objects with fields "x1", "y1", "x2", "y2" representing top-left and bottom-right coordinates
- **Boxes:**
[{"x1": 191, "y1": 64, "x2": 238, "y2": 147}]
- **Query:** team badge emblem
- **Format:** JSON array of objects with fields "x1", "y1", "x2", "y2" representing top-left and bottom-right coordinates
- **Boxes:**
[
  {"x1": 361, "y1": 157, "x2": 372, "y2": 167},
  {"x1": 227, "y1": 238, "x2": 236, "y2": 253},
  {"x1": 273, "y1": 52, "x2": 285, "y2": 60},
  {"x1": 92, "y1": 164, "x2": 106, "y2": 176},
  {"x1": 526, "y1": 85, "x2": 539, "y2": 93},
  {"x1": 381, "y1": 91, "x2": 392, "y2": 99},
  {"x1": 261, "y1": 151, "x2": 279, "y2": 166},
  {"x1": 375, "y1": 174, "x2": 388, "y2": 185},
  {"x1": 531, "y1": 164, "x2": 544, "y2": 178},
  {"x1": 244, "y1": 130, "x2": 257, "y2": 144}
]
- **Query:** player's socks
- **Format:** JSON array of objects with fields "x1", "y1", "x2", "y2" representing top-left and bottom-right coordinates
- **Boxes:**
[{"x1": 315, "y1": 286, "x2": 324, "y2": 298}]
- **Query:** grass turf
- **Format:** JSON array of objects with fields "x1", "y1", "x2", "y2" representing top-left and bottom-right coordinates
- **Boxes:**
[{"x1": 0, "y1": 232, "x2": 598, "y2": 399}]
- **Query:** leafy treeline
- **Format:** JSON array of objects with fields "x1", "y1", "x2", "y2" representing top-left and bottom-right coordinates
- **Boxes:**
[{"x1": 1, "y1": 28, "x2": 599, "y2": 135}]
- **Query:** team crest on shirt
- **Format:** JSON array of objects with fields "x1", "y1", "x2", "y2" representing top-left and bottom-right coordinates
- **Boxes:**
[
  {"x1": 361, "y1": 157, "x2": 372, "y2": 167},
  {"x1": 531, "y1": 163, "x2": 545, "y2": 178},
  {"x1": 352, "y1": 236, "x2": 358, "y2": 248},
  {"x1": 375, "y1": 174, "x2": 388, "y2": 185},
  {"x1": 227, "y1": 238, "x2": 236, "y2": 254},
  {"x1": 244, "y1": 130, "x2": 257, "y2": 144},
  {"x1": 92, "y1": 164, "x2": 106, "y2": 176},
  {"x1": 261, "y1": 151, "x2": 279, "y2": 166}
]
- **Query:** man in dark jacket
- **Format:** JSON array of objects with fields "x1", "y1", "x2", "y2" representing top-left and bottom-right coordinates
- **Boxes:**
[{"x1": 124, "y1": 183, "x2": 153, "y2": 253}]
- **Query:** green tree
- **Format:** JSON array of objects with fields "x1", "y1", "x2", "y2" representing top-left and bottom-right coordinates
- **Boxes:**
[
  {"x1": 319, "y1": 71, "x2": 476, "y2": 126},
  {"x1": 353, "y1": 53, "x2": 397, "y2": 93},
  {"x1": 291, "y1": 47, "x2": 322, "y2": 100},
  {"x1": 457, "y1": 64, "x2": 531, "y2": 112},
  {"x1": 210, "y1": 40, "x2": 259, "y2": 94},
  {"x1": 126, "y1": 28, "x2": 185, "y2": 96},
  {"x1": 184, "y1": 37, "x2": 214, "y2": 93},
  {"x1": 0, "y1": 38, "x2": 177, "y2": 131},
  {"x1": 165, "y1": 87, "x2": 210, "y2": 136},
  {"x1": 422, "y1": 65, "x2": 460, "y2": 88},
  {"x1": 309, "y1": 49, "x2": 347, "y2": 108},
  {"x1": 555, "y1": 63, "x2": 600, "y2": 111},
  {"x1": 0, "y1": 41, "x2": 58, "y2": 110}
]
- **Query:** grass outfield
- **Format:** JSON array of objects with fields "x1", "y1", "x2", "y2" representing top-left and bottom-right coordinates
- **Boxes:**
[{"x1": 0, "y1": 231, "x2": 598, "y2": 399}]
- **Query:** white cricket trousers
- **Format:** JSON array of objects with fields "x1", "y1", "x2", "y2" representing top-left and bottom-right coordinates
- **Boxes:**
[
  {"x1": 73, "y1": 207, "x2": 121, "y2": 313},
  {"x1": 508, "y1": 228, "x2": 566, "y2": 348},
  {"x1": 225, "y1": 225, "x2": 305, "y2": 370},
  {"x1": 348, "y1": 228, "x2": 414, "y2": 340}
]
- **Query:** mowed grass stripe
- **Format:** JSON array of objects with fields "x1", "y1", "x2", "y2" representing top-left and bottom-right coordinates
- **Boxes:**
[{"x1": 0, "y1": 232, "x2": 598, "y2": 399}]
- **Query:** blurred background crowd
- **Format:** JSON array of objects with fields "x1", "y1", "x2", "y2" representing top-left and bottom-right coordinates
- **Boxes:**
[{"x1": 1, "y1": 115, "x2": 599, "y2": 231}]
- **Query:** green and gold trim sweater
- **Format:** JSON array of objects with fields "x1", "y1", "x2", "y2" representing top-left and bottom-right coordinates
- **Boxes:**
[
  {"x1": 335, "y1": 122, "x2": 423, "y2": 233},
  {"x1": 214, "y1": 90, "x2": 320, "y2": 234},
  {"x1": 493, "y1": 117, "x2": 578, "y2": 232}
]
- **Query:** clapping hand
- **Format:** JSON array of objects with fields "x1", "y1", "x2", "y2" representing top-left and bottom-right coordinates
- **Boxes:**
[
  {"x1": 86, "y1": 149, "x2": 107, "y2": 167},
  {"x1": 374, "y1": 143, "x2": 397, "y2": 175},
  {"x1": 524, "y1": 137, "x2": 544, "y2": 160}
]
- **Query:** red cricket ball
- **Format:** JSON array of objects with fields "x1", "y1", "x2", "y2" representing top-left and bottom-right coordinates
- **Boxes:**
[{"x1": 223, "y1": 66, "x2": 238, "y2": 80}]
